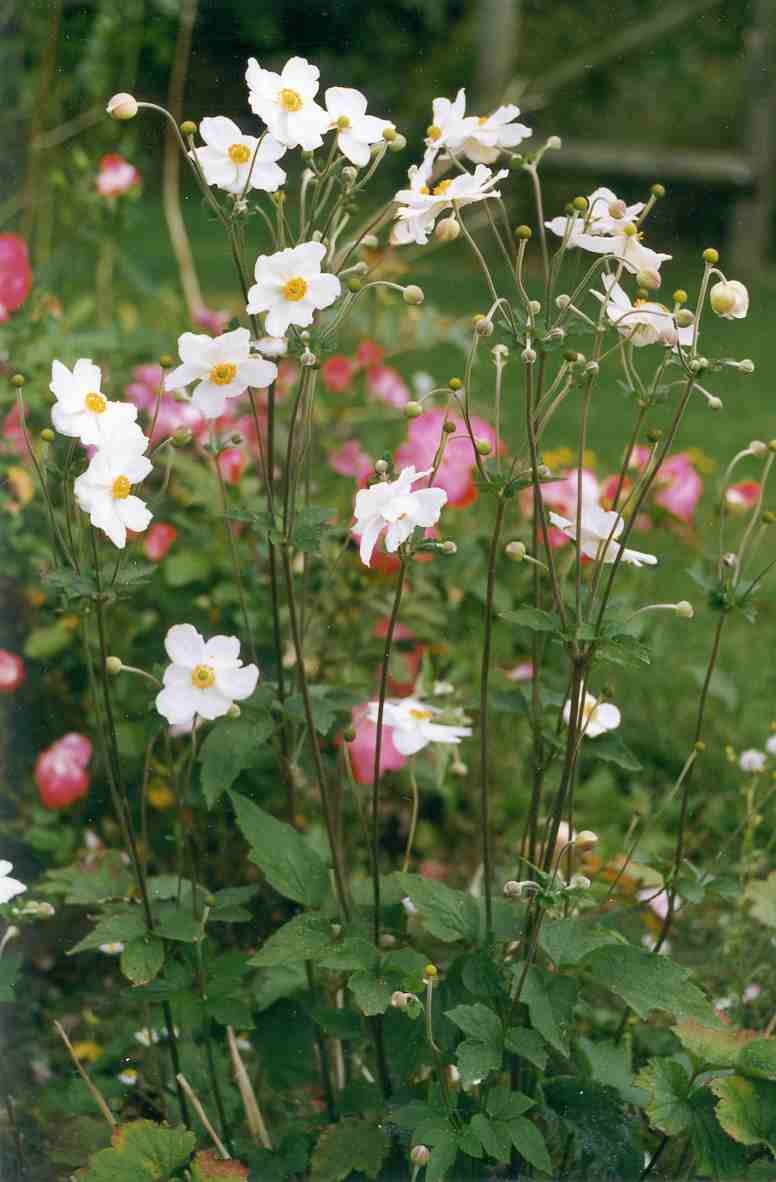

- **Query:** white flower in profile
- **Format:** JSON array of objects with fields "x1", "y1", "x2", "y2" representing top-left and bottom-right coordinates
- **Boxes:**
[
  {"x1": 425, "y1": 89, "x2": 478, "y2": 153},
  {"x1": 766, "y1": 734, "x2": 776, "y2": 757},
  {"x1": 462, "y1": 105, "x2": 531, "y2": 164},
  {"x1": 324, "y1": 87, "x2": 393, "y2": 167},
  {"x1": 353, "y1": 465, "x2": 447, "y2": 566},
  {"x1": 99, "y1": 942, "x2": 124, "y2": 955},
  {"x1": 0, "y1": 860, "x2": 26, "y2": 905},
  {"x1": 245, "y1": 56, "x2": 329, "y2": 150},
  {"x1": 563, "y1": 691, "x2": 621, "y2": 738},
  {"x1": 367, "y1": 697, "x2": 471, "y2": 755},
  {"x1": 191, "y1": 117, "x2": 286, "y2": 195},
  {"x1": 710, "y1": 280, "x2": 749, "y2": 320},
  {"x1": 549, "y1": 502, "x2": 658, "y2": 567},
  {"x1": 593, "y1": 276, "x2": 692, "y2": 349},
  {"x1": 74, "y1": 425, "x2": 153, "y2": 549},
  {"x1": 390, "y1": 155, "x2": 436, "y2": 245},
  {"x1": 256, "y1": 335, "x2": 288, "y2": 357},
  {"x1": 739, "y1": 748, "x2": 766, "y2": 773},
  {"x1": 164, "y1": 327, "x2": 278, "y2": 420},
  {"x1": 246, "y1": 241, "x2": 341, "y2": 337},
  {"x1": 546, "y1": 185, "x2": 670, "y2": 276},
  {"x1": 155, "y1": 624, "x2": 259, "y2": 727},
  {"x1": 49, "y1": 359, "x2": 139, "y2": 447},
  {"x1": 584, "y1": 186, "x2": 645, "y2": 234},
  {"x1": 392, "y1": 164, "x2": 507, "y2": 246}
]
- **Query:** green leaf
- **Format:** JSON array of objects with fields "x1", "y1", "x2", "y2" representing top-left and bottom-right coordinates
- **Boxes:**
[
  {"x1": 597, "y1": 636, "x2": 651, "y2": 670},
  {"x1": 711, "y1": 1075, "x2": 776, "y2": 1151},
  {"x1": 310, "y1": 1118, "x2": 390, "y2": 1182},
  {"x1": 290, "y1": 506, "x2": 335, "y2": 553},
  {"x1": 486, "y1": 1086, "x2": 534, "y2": 1120},
  {"x1": 120, "y1": 936, "x2": 165, "y2": 985},
  {"x1": 688, "y1": 1089, "x2": 748, "y2": 1180},
  {"x1": 199, "y1": 718, "x2": 274, "y2": 808},
  {"x1": 675, "y1": 1018, "x2": 755, "y2": 1068},
  {"x1": 153, "y1": 904, "x2": 203, "y2": 943},
  {"x1": 520, "y1": 965, "x2": 577, "y2": 1055},
  {"x1": 318, "y1": 937, "x2": 378, "y2": 973},
  {"x1": 504, "y1": 1027, "x2": 548, "y2": 1071},
  {"x1": 586, "y1": 734, "x2": 643, "y2": 772},
  {"x1": 635, "y1": 1058, "x2": 693, "y2": 1134},
  {"x1": 79, "y1": 1120, "x2": 196, "y2": 1181},
  {"x1": 395, "y1": 873, "x2": 479, "y2": 943},
  {"x1": 67, "y1": 908, "x2": 147, "y2": 955},
  {"x1": 348, "y1": 969, "x2": 393, "y2": 1016},
  {"x1": 249, "y1": 913, "x2": 335, "y2": 967},
  {"x1": 577, "y1": 1036, "x2": 644, "y2": 1105},
  {"x1": 446, "y1": 1003, "x2": 503, "y2": 1046},
  {"x1": 24, "y1": 621, "x2": 75, "y2": 659},
  {"x1": 500, "y1": 606, "x2": 561, "y2": 633},
  {"x1": 42, "y1": 568, "x2": 98, "y2": 600},
  {"x1": 584, "y1": 944, "x2": 719, "y2": 1023},
  {"x1": 162, "y1": 550, "x2": 213, "y2": 587},
  {"x1": 0, "y1": 952, "x2": 21, "y2": 1003},
  {"x1": 456, "y1": 1038, "x2": 503, "y2": 1085},
  {"x1": 508, "y1": 1117, "x2": 552, "y2": 1174},
  {"x1": 469, "y1": 1113, "x2": 511, "y2": 1163},
  {"x1": 62, "y1": 852, "x2": 133, "y2": 905},
  {"x1": 423, "y1": 1130, "x2": 459, "y2": 1182},
  {"x1": 229, "y1": 791, "x2": 328, "y2": 907},
  {"x1": 253, "y1": 963, "x2": 309, "y2": 1011},
  {"x1": 746, "y1": 871, "x2": 776, "y2": 929},
  {"x1": 539, "y1": 917, "x2": 623, "y2": 966},
  {"x1": 737, "y1": 1038, "x2": 776, "y2": 1082},
  {"x1": 545, "y1": 1077, "x2": 641, "y2": 1181}
]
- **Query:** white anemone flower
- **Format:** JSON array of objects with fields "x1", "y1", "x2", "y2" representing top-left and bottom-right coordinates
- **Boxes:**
[
  {"x1": 367, "y1": 697, "x2": 472, "y2": 755},
  {"x1": 739, "y1": 748, "x2": 766, "y2": 773},
  {"x1": 49, "y1": 359, "x2": 139, "y2": 447},
  {"x1": 392, "y1": 165, "x2": 507, "y2": 246},
  {"x1": 593, "y1": 277, "x2": 692, "y2": 349},
  {"x1": 546, "y1": 186, "x2": 670, "y2": 276},
  {"x1": 461, "y1": 105, "x2": 531, "y2": 164},
  {"x1": 74, "y1": 436, "x2": 153, "y2": 550},
  {"x1": 324, "y1": 87, "x2": 393, "y2": 167},
  {"x1": 582, "y1": 187, "x2": 645, "y2": 234},
  {"x1": 425, "y1": 89, "x2": 478, "y2": 154},
  {"x1": 709, "y1": 280, "x2": 749, "y2": 320},
  {"x1": 549, "y1": 503, "x2": 658, "y2": 567},
  {"x1": 164, "y1": 327, "x2": 278, "y2": 420},
  {"x1": 390, "y1": 155, "x2": 436, "y2": 245},
  {"x1": 155, "y1": 624, "x2": 259, "y2": 727},
  {"x1": 192, "y1": 117, "x2": 286, "y2": 195},
  {"x1": 353, "y1": 465, "x2": 447, "y2": 566},
  {"x1": 0, "y1": 860, "x2": 26, "y2": 905},
  {"x1": 245, "y1": 56, "x2": 329, "y2": 150},
  {"x1": 246, "y1": 241, "x2": 341, "y2": 337},
  {"x1": 563, "y1": 691, "x2": 621, "y2": 738}
]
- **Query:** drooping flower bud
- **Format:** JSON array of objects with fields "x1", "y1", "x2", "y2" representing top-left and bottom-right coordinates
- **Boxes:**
[
  {"x1": 435, "y1": 216, "x2": 460, "y2": 243},
  {"x1": 503, "y1": 880, "x2": 523, "y2": 898},
  {"x1": 709, "y1": 280, "x2": 749, "y2": 320},
  {"x1": 411, "y1": 1145, "x2": 431, "y2": 1166},
  {"x1": 403, "y1": 401, "x2": 423, "y2": 419},
  {"x1": 636, "y1": 268, "x2": 661, "y2": 291},
  {"x1": 403, "y1": 285, "x2": 424, "y2": 306},
  {"x1": 574, "y1": 830, "x2": 599, "y2": 852},
  {"x1": 106, "y1": 93, "x2": 138, "y2": 120},
  {"x1": 505, "y1": 541, "x2": 526, "y2": 562},
  {"x1": 105, "y1": 656, "x2": 123, "y2": 675},
  {"x1": 675, "y1": 600, "x2": 694, "y2": 619}
]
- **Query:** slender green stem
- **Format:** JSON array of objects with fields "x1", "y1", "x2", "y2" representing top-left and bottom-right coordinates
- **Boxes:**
[
  {"x1": 210, "y1": 427, "x2": 256, "y2": 664},
  {"x1": 402, "y1": 763, "x2": 420, "y2": 873},
  {"x1": 479, "y1": 497, "x2": 507, "y2": 942}
]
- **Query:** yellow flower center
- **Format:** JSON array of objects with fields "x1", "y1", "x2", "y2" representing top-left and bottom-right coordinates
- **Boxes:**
[
  {"x1": 85, "y1": 391, "x2": 107, "y2": 414},
  {"x1": 478, "y1": 115, "x2": 489, "y2": 125},
  {"x1": 282, "y1": 276, "x2": 308, "y2": 302},
  {"x1": 228, "y1": 142, "x2": 251, "y2": 165},
  {"x1": 419, "y1": 185, "x2": 430, "y2": 195},
  {"x1": 432, "y1": 179, "x2": 452, "y2": 196},
  {"x1": 111, "y1": 475, "x2": 131, "y2": 500},
  {"x1": 191, "y1": 664, "x2": 216, "y2": 689},
  {"x1": 426, "y1": 125, "x2": 442, "y2": 141},
  {"x1": 336, "y1": 115, "x2": 351, "y2": 130},
  {"x1": 209, "y1": 362, "x2": 237, "y2": 386},
  {"x1": 147, "y1": 782, "x2": 176, "y2": 810},
  {"x1": 279, "y1": 88, "x2": 303, "y2": 112},
  {"x1": 409, "y1": 707, "x2": 433, "y2": 721}
]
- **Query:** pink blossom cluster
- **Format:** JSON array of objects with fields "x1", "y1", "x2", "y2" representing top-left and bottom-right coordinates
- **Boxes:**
[{"x1": 35, "y1": 733, "x2": 93, "y2": 810}]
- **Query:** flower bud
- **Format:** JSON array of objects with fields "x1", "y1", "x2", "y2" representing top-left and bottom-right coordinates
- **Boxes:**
[
  {"x1": 382, "y1": 125, "x2": 397, "y2": 142},
  {"x1": 569, "y1": 874, "x2": 591, "y2": 890},
  {"x1": 528, "y1": 299, "x2": 541, "y2": 316},
  {"x1": 492, "y1": 344, "x2": 509, "y2": 362},
  {"x1": 448, "y1": 377, "x2": 462, "y2": 391},
  {"x1": 404, "y1": 401, "x2": 423, "y2": 419},
  {"x1": 675, "y1": 600, "x2": 694, "y2": 619},
  {"x1": 574, "y1": 830, "x2": 599, "y2": 851},
  {"x1": 391, "y1": 990, "x2": 411, "y2": 1009},
  {"x1": 180, "y1": 120, "x2": 197, "y2": 138},
  {"x1": 403, "y1": 285, "x2": 424, "y2": 306},
  {"x1": 343, "y1": 725, "x2": 357, "y2": 742},
  {"x1": 556, "y1": 293, "x2": 571, "y2": 310},
  {"x1": 563, "y1": 349, "x2": 580, "y2": 363},
  {"x1": 707, "y1": 395, "x2": 722, "y2": 411},
  {"x1": 105, "y1": 656, "x2": 123, "y2": 675},
  {"x1": 475, "y1": 439, "x2": 492, "y2": 456},
  {"x1": 673, "y1": 289, "x2": 688, "y2": 306},
  {"x1": 40, "y1": 428, "x2": 55, "y2": 443},
  {"x1": 646, "y1": 427, "x2": 663, "y2": 443},
  {"x1": 346, "y1": 276, "x2": 363, "y2": 293},
  {"x1": 475, "y1": 317, "x2": 493, "y2": 337},
  {"x1": 721, "y1": 552, "x2": 738, "y2": 570},
  {"x1": 572, "y1": 195, "x2": 588, "y2": 212},
  {"x1": 439, "y1": 540, "x2": 457, "y2": 555},
  {"x1": 227, "y1": 703, "x2": 241, "y2": 719},
  {"x1": 360, "y1": 233, "x2": 379, "y2": 249},
  {"x1": 521, "y1": 347, "x2": 537, "y2": 364},
  {"x1": 737, "y1": 358, "x2": 755, "y2": 374},
  {"x1": 172, "y1": 428, "x2": 193, "y2": 447},
  {"x1": 374, "y1": 459, "x2": 389, "y2": 474},
  {"x1": 675, "y1": 309, "x2": 694, "y2": 328},
  {"x1": 10, "y1": 374, "x2": 25, "y2": 388},
  {"x1": 514, "y1": 224, "x2": 532, "y2": 240},
  {"x1": 106, "y1": 93, "x2": 139, "y2": 120},
  {"x1": 702, "y1": 247, "x2": 719, "y2": 264},
  {"x1": 546, "y1": 135, "x2": 562, "y2": 150},
  {"x1": 411, "y1": 1146, "x2": 431, "y2": 1166},
  {"x1": 505, "y1": 541, "x2": 526, "y2": 561},
  {"x1": 750, "y1": 440, "x2": 768, "y2": 457},
  {"x1": 651, "y1": 183, "x2": 666, "y2": 199},
  {"x1": 636, "y1": 268, "x2": 661, "y2": 291},
  {"x1": 709, "y1": 282, "x2": 736, "y2": 316},
  {"x1": 503, "y1": 879, "x2": 523, "y2": 898},
  {"x1": 159, "y1": 353, "x2": 175, "y2": 369},
  {"x1": 689, "y1": 358, "x2": 707, "y2": 374},
  {"x1": 435, "y1": 216, "x2": 460, "y2": 243},
  {"x1": 442, "y1": 420, "x2": 456, "y2": 434},
  {"x1": 762, "y1": 510, "x2": 776, "y2": 524},
  {"x1": 341, "y1": 165, "x2": 358, "y2": 184},
  {"x1": 547, "y1": 326, "x2": 565, "y2": 341},
  {"x1": 380, "y1": 932, "x2": 397, "y2": 947},
  {"x1": 301, "y1": 349, "x2": 317, "y2": 367},
  {"x1": 423, "y1": 963, "x2": 438, "y2": 980},
  {"x1": 388, "y1": 133, "x2": 407, "y2": 152},
  {"x1": 584, "y1": 361, "x2": 599, "y2": 376}
]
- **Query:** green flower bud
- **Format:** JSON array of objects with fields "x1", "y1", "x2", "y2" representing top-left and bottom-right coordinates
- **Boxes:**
[
  {"x1": 403, "y1": 284, "x2": 424, "y2": 306},
  {"x1": 40, "y1": 428, "x2": 55, "y2": 443},
  {"x1": 514, "y1": 224, "x2": 532, "y2": 240},
  {"x1": 702, "y1": 247, "x2": 719, "y2": 265},
  {"x1": 180, "y1": 120, "x2": 197, "y2": 137}
]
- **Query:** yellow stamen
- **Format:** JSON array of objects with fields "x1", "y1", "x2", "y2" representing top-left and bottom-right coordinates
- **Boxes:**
[
  {"x1": 282, "y1": 276, "x2": 308, "y2": 302},
  {"x1": 279, "y1": 88, "x2": 303, "y2": 112},
  {"x1": 432, "y1": 179, "x2": 452, "y2": 196},
  {"x1": 85, "y1": 392, "x2": 107, "y2": 414},
  {"x1": 111, "y1": 475, "x2": 131, "y2": 500},
  {"x1": 426, "y1": 125, "x2": 442, "y2": 141},
  {"x1": 419, "y1": 185, "x2": 430, "y2": 195},
  {"x1": 409, "y1": 707, "x2": 433, "y2": 721},
  {"x1": 191, "y1": 664, "x2": 216, "y2": 689},
  {"x1": 228, "y1": 143, "x2": 251, "y2": 165},
  {"x1": 209, "y1": 362, "x2": 237, "y2": 386},
  {"x1": 336, "y1": 115, "x2": 350, "y2": 130},
  {"x1": 478, "y1": 115, "x2": 489, "y2": 125}
]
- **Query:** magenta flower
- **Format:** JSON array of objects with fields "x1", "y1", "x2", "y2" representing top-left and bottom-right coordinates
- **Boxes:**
[
  {"x1": 143, "y1": 522, "x2": 177, "y2": 561},
  {"x1": 0, "y1": 234, "x2": 32, "y2": 321},
  {"x1": 35, "y1": 734, "x2": 93, "y2": 810},
  {"x1": 97, "y1": 154, "x2": 140, "y2": 198},
  {"x1": 321, "y1": 355, "x2": 357, "y2": 393},
  {"x1": 329, "y1": 439, "x2": 373, "y2": 482},
  {"x1": 396, "y1": 408, "x2": 499, "y2": 507},
  {"x1": 366, "y1": 364, "x2": 410, "y2": 408},
  {"x1": 0, "y1": 650, "x2": 25, "y2": 693}
]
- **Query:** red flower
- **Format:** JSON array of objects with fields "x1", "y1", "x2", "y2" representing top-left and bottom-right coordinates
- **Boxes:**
[
  {"x1": 373, "y1": 619, "x2": 423, "y2": 696},
  {"x1": 0, "y1": 234, "x2": 32, "y2": 321},
  {"x1": 346, "y1": 705, "x2": 407, "y2": 784},
  {"x1": 321, "y1": 355, "x2": 356, "y2": 393},
  {"x1": 366, "y1": 364, "x2": 410, "y2": 408},
  {"x1": 355, "y1": 340, "x2": 384, "y2": 368},
  {"x1": 0, "y1": 650, "x2": 25, "y2": 693},
  {"x1": 143, "y1": 523, "x2": 177, "y2": 561},
  {"x1": 193, "y1": 306, "x2": 230, "y2": 336},
  {"x1": 96, "y1": 154, "x2": 140, "y2": 198},
  {"x1": 217, "y1": 447, "x2": 247, "y2": 485},
  {"x1": 35, "y1": 733, "x2": 93, "y2": 809}
]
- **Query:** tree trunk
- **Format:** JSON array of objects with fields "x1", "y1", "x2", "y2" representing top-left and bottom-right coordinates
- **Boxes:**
[
  {"x1": 730, "y1": 0, "x2": 776, "y2": 271},
  {"x1": 475, "y1": 0, "x2": 521, "y2": 110}
]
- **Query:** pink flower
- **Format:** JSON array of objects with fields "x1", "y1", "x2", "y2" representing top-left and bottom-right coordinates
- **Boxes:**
[
  {"x1": 0, "y1": 650, "x2": 25, "y2": 693},
  {"x1": 321, "y1": 355, "x2": 356, "y2": 394},
  {"x1": 373, "y1": 618, "x2": 423, "y2": 696},
  {"x1": 0, "y1": 234, "x2": 32, "y2": 321},
  {"x1": 276, "y1": 360, "x2": 299, "y2": 398},
  {"x1": 743, "y1": 983, "x2": 762, "y2": 1003},
  {"x1": 217, "y1": 446, "x2": 247, "y2": 484},
  {"x1": 96, "y1": 153, "x2": 140, "y2": 198},
  {"x1": 35, "y1": 733, "x2": 92, "y2": 810},
  {"x1": 2, "y1": 404, "x2": 26, "y2": 457},
  {"x1": 521, "y1": 467, "x2": 601, "y2": 548},
  {"x1": 355, "y1": 340, "x2": 384, "y2": 368},
  {"x1": 346, "y1": 704, "x2": 407, "y2": 784},
  {"x1": 630, "y1": 447, "x2": 702, "y2": 524},
  {"x1": 366, "y1": 364, "x2": 410, "y2": 408},
  {"x1": 143, "y1": 523, "x2": 177, "y2": 561},
  {"x1": 396, "y1": 408, "x2": 500, "y2": 507},
  {"x1": 505, "y1": 661, "x2": 534, "y2": 683},
  {"x1": 125, "y1": 363, "x2": 202, "y2": 444},
  {"x1": 193, "y1": 306, "x2": 231, "y2": 336},
  {"x1": 726, "y1": 480, "x2": 760, "y2": 512},
  {"x1": 329, "y1": 439, "x2": 373, "y2": 482}
]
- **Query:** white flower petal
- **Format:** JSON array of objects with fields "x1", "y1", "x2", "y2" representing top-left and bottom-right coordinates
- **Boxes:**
[{"x1": 165, "y1": 624, "x2": 205, "y2": 668}]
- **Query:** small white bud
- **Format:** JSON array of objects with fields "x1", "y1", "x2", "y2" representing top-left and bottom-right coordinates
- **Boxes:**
[
  {"x1": 379, "y1": 932, "x2": 397, "y2": 948},
  {"x1": 435, "y1": 216, "x2": 461, "y2": 243},
  {"x1": 105, "y1": 656, "x2": 123, "y2": 675},
  {"x1": 574, "y1": 830, "x2": 599, "y2": 852},
  {"x1": 491, "y1": 344, "x2": 509, "y2": 362},
  {"x1": 674, "y1": 309, "x2": 695, "y2": 328},
  {"x1": 301, "y1": 349, "x2": 317, "y2": 368},
  {"x1": 341, "y1": 165, "x2": 358, "y2": 184},
  {"x1": 391, "y1": 990, "x2": 411, "y2": 1009},
  {"x1": 106, "y1": 92, "x2": 139, "y2": 120},
  {"x1": 569, "y1": 874, "x2": 591, "y2": 891},
  {"x1": 555, "y1": 293, "x2": 571, "y2": 310},
  {"x1": 675, "y1": 600, "x2": 694, "y2": 619},
  {"x1": 403, "y1": 285, "x2": 424, "y2": 306},
  {"x1": 521, "y1": 347, "x2": 537, "y2": 364},
  {"x1": 528, "y1": 300, "x2": 541, "y2": 316},
  {"x1": 411, "y1": 1145, "x2": 431, "y2": 1166},
  {"x1": 737, "y1": 358, "x2": 755, "y2": 374},
  {"x1": 584, "y1": 361, "x2": 599, "y2": 375},
  {"x1": 707, "y1": 395, "x2": 723, "y2": 411},
  {"x1": 227, "y1": 703, "x2": 242, "y2": 719},
  {"x1": 689, "y1": 357, "x2": 707, "y2": 374},
  {"x1": 505, "y1": 540, "x2": 526, "y2": 561},
  {"x1": 636, "y1": 267, "x2": 661, "y2": 291},
  {"x1": 547, "y1": 326, "x2": 565, "y2": 341},
  {"x1": 360, "y1": 233, "x2": 379, "y2": 249},
  {"x1": 608, "y1": 199, "x2": 627, "y2": 220},
  {"x1": 721, "y1": 552, "x2": 738, "y2": 570},
  {"x1": 546, "y1": 135, "x2": 562, "y2": 150},
  {"x1": 374, "y1": 459, "x2": 389, "y2": 475},
  {"x1": 439, "y1": 540, "x2": 457, "y2": 555},
  {"x1": 750, "y1": 440, "x2": 768, "y2": 457},
  {"x1": 503, "y1": 880, "x2": 523, "y2": 898},
  {"x1": 475, "y1": 317, "x2": 494, "y2": 337}
]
